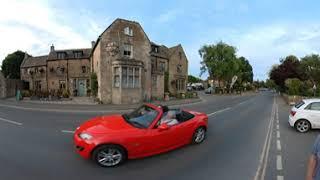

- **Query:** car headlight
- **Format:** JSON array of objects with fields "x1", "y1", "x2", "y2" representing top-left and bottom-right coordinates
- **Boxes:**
[{"x1": 79, "y1": 133, "x2": 92, "y2": 140}]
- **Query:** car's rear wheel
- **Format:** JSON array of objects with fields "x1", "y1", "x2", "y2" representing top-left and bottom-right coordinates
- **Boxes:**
[
  {"x1": 92, "y1": 145, "x2": 127, "y2": 167},
  {"x1": 295, "y1": 119, "x2": 311, "y2": 133},
  {"x1": 192, "y1": 127, "x2": 206, "y2": 144}
]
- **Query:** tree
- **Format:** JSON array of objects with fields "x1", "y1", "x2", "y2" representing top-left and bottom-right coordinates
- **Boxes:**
[
  {"x1": 300, "y1": 54, "x2": 320, "y2": 85},
  {"x1": 188, "y1": 75, "x2": 201, "y2": 83},
  {"x1": 199, "y1": 41, "x2": 238, "y2": 87},
  {"x1": 265, "y1": 79, "x2": 276, "y2": 89},
  {"x1": 1, "y1": 50, "x2": 25, "y2": 79},
  {"x1": 236, "y1": 56, "x2": 253, "y2": 84},
  {"x1": 269, "y1": 55, "x2": 303, "y2": 91},
  {"x1": 285, "y1": 78, "x2": 303, "y2": 95}
]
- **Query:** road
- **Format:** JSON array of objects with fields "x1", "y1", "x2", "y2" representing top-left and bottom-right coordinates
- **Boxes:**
[{"x1": 0, "y1": 91, "x2": 317, "y2": 180}]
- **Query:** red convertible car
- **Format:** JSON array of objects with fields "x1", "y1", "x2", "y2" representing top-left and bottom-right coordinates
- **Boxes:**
[{"x1": 74, "y1": 104, "x2": 208, "y2": 167}]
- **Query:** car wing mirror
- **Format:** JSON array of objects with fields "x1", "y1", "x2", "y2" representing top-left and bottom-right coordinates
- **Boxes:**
[{"x1": 158, "y1": 123, "x2": 169, "y2": 130}]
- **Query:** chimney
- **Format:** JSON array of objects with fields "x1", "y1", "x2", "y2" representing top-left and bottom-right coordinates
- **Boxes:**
[
  {"x1": 91, "y1": 41, "x2": 95, "y2": 48},
  {"x1": 50, "y1": 44, "x2": 55, "y2": 52}
]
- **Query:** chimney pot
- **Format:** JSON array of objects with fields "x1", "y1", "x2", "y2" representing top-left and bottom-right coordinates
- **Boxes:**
[
  {"x1": 91, "y1": 41, "x2": 95, "y2": 48},
  {"x1": 50, "y1": 44, "x2": 55, "y2": 52}
]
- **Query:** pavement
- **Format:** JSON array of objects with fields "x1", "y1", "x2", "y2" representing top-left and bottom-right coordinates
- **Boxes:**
[{"x1": 0, "y1": 91, "x2": 316, "y2": 180}]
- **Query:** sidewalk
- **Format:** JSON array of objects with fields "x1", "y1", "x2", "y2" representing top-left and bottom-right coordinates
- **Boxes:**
[{"x1": 0, "y1": 97, "x2": 202, "y2": 113}]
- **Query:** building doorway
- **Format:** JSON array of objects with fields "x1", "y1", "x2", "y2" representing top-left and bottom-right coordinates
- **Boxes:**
[{"x1": 77, "y1": 79, "x2": 86, "y2": 96}]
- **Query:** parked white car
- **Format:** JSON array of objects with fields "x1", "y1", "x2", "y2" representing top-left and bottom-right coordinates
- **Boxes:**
[{"x1": 289, "y1": 99, "x2": 320, "y2": 133}]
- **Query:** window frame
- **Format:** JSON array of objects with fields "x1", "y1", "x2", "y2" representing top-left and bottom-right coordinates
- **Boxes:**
[
  {"x1": 123, "y1": 44, "x2": 133, "y2": 58},
  {"x1": 124, "y1": 27, "x2": 133, "y2": 36}
]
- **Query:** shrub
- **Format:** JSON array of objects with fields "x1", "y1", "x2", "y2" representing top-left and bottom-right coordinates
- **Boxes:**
[
  {"x1": 90, "y1": 73, "x2": 98, "y2": 96},
  {"x1": 285, "y1": 78, "x2": 303, "y2": 95},
  {"x1": 62, "y1": 90, "x2": 70, "y2": 98}
]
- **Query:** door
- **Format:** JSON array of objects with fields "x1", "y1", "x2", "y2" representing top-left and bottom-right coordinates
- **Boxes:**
[
  {"x1": 78, "y1": 79, "x2": 86, "y2": 96},
  {"x1": 305, "y1": 102, "x2": 320, "y2": 128}
]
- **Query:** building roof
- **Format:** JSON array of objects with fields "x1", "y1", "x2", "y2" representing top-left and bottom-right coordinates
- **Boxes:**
[
  {"x1": 20, "y1": 55, "x2": 48, "y2": 68},
  {"x1": 150, "y1": 42, "x2": 169, "y2": 59},
  {"x1": 48, "y1": 48, "x2": 91, "y2": 60}
]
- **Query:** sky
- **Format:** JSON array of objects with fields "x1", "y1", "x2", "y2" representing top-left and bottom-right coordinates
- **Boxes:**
[{"x1": 1, "y1": 0, "x2": 320, "y2": 80}]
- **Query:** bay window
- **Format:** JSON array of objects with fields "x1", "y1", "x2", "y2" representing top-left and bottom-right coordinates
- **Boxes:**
[{"x1": 114, "y1": 66, "x2": 141, "y2": 88}]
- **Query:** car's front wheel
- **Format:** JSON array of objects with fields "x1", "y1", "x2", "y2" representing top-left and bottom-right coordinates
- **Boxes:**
[
  {"x1": 192, "y1": 127, "x2": 206, "y2": 144},
  {"x1": 92, "y1": 145, "x2": 127, "y2": 167},
  {"x1": 295, "y1": 119, "x2": 311, "y2": 133}
]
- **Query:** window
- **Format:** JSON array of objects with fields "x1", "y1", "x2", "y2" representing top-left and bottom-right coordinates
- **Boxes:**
[
  {"x1": 81, "y1": 66, "x2": 87, "y2": 73},
  {"x1": 124, "y1": 27, "x2": 133, "y2": 36},
  {"x1": 152, "y1": 75, "x2": 157, "y2": 87},
  {"x1": 295, "y1": 101, "x2": 305, "y2": 109},
  {"x1": 152, "y1": 45, "x2": 159, "y2": 53},
  {"x1": 114, "y1": 67, "x2": 120, "y2": 87},
  {"x1": 176, "y1": 79, "x2": 185, "y2": 91},
  {"x1": 59, "y1": 80, "x2": 66, "y2": 90},
  {"x1": 114, "y1": 66, "x2": 140, "y2": 88},
  {"x1": 57, "y1": 52, "x2": 66, "y2": 59},
  {"x1": 177, "y1": 65, "x2": 182, "y2": 73},
  {"x1": 123, "y1": 105, "x2": 158, "y2": 128},
  {"x1": 123, "y1": 44, "x2": 132, "y2": 58},
  {"x1": 74, "y1": 51, "x2": 83, "y2": 58},
  {"x1": 134, "y1": 68, "x2": 140, "y2": 88},
  {"x1": 307, "y1": 102, "x2": 320, "y2": 111},
  {"x1": 159, "y1": 62, "x2": 165, "y2": 72},
  {"x1": 35, "y1": 81, "x2": 41, "y2": 91}
]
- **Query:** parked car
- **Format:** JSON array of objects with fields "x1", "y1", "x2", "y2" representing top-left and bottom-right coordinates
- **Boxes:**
[
  {"x1": 205, "y1": 87, "x2": 214, "y2": 94},
  {"x1": 74, "y1": 104, "x2": 208, "y2": 167},
  {"x1": 289, "y1": 99, "x2": 320, "y2": 133}
]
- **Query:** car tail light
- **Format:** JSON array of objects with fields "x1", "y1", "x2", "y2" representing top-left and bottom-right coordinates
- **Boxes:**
[{"x1": 290, "y1": 111, "x2": 296, "y2": 116}]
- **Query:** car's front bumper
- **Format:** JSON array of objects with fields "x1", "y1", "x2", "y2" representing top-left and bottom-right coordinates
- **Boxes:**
[{"x1": 73, "y1": 132, "x2": 95, "y2": 159}]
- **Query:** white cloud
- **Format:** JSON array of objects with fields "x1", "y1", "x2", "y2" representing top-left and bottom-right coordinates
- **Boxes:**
[
  {"x1": 0, "y1": 0, "x2": 100, "y2": 66},
  {"x1": 156, "y1": 9, "x2": 181, "y2": 23},
  {"x1": 185, "y1": 22, "x2": 320, "y2": 80}
]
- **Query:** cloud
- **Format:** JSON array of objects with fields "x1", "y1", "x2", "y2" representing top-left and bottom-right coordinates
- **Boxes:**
[
  {"x1": 185, "y1": 22, "x2": 320, "y2": 80},
  {"x1": 156, "y1": 9, "x2": 181, "y2": 23},
  {"x1": 0, "y1": 0, "x2": 100, "y2": 66}
]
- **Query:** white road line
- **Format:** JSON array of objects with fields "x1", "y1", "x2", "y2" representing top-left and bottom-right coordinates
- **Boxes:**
[
  {"x1": 0, "y1": 117, "x2": 22, "y2": 126},
  {"x1": 276, "y1": 124, "x2": 279, "y2": 130},
  {"x1": 61, "y1": 130, "x2": 75, "y2": 134},
  {"x1": 277, "y1": 140, "x2": 282, "y2": 151},
  {"x1": 254, "y1": 97, "x2": 275, "y2": 180},
  {"x1": 277, "y1": 175, "x2": 284, "y2": 180},
  {"x1": 277, "y1": 131, "x2": 280, "y2": 138},
  {"x1": 277, "y1": 155, "x2": 283, "y2": 170},
  {"x1": 207, "y1": 107, "x2": 231, "y2": 117}
]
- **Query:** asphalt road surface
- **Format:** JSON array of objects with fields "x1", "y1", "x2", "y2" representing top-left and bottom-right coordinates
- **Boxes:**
[{"x1": 0, "y1": 91, "x2": 316, "y2": 180}]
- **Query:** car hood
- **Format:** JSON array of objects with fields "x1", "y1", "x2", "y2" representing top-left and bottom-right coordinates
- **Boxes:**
[{"x1": 78, "y1": 114, "x2": 135, "y2": 134}]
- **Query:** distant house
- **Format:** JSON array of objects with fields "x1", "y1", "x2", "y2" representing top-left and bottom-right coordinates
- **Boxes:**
[{"x1": 20, "y1": 18, "x2": 189, "y2": 104}]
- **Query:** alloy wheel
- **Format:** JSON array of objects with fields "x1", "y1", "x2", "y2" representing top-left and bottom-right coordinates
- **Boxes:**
[
  {"x1": 96, "y1": 148, "x2": 123, "y2": 167},
  {"x1": 195, "y1": 128, "x2": 206, "y2": 143},
  {"x1": 296, "y1": 120, "x2": 310, "y2": 133}
]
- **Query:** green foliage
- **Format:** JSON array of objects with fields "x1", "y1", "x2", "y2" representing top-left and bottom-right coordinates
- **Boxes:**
[
  {"x1": 188, "y1": 75, "x2": 201, "y2": 83},
  {"x1": 285, "y1": 78, "x2": 303, "y2": 95},
  {"x1": 265, "y1": 79, "x2": 276, "y2": 89},
  {"x1": 199, "y1": 42, "x2": 253, "y2": 87},
  {"x1": 1, "y1": 50, "x2": 25, "y2": 79},
  {"x1": 300, "y1": 54, "x2": 320, "y2": 84},
  {"x1": 90, "y1": 73, "x2": 98, "y2": 96}
]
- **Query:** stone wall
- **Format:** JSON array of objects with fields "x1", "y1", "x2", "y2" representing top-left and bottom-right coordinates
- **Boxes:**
[
  {"x1": 0, "y1": 71, "x2": 23, "y2": 98},
  {"x1": 168, "y1": 45, "x2": 188, "y2": 95},
  {"x1": 20, "y1": 66, "x2": 47, "y2": 91}
]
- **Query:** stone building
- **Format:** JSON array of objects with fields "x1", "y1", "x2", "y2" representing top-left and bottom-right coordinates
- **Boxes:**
[{"x1": 20, "y1": 18, "x2": 188, "y2": 104}]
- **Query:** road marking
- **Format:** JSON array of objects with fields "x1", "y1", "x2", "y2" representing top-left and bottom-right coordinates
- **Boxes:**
[
  {"x1": 61, "y1": 130, "x2": 75, "y2": 134},
  {"x1": 277, "y1": 176, "x2": 284, "y2": 180},
  {"x1": 277, "y1": 131, "x2": 280, "y2": 138},
  {"x1": 277, "y1": 140, "x2": 282, "y2": 151},
  {"x1": 276, "y1": 124, "x2": 279, "y2": 130},
  {"x1": 254, "y1": 97, "x2": 275, "y2": 180},
  {"x1": 0, "y1": 117, "x2": 22, "y2": 126},
  {"x1": 277, "y1": 155, "x2": 283, "y2": 170},
  {"x1": 207, "y1": 107, "x2": 231, "y2": 117}
]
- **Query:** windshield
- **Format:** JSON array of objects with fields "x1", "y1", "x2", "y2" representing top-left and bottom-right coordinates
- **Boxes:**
[
  {"x1": 123, "y1": 105, "x2": 159, "y2": 128},
  {"x1": 294, "y1": 101, "x2": 305, "y2": 109}
]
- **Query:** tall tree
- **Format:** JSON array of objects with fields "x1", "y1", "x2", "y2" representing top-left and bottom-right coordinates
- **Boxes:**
[
  {"x1": 1, "y1": 50, "x2": 25, "y2": 79},
  {"x1": 269, "y1": 55, "x2": 303, "y2": 90},
  {"x1": 236, "y1": 56, "x2": 253, "y2": 84},
  {"x1": 300, "y1": 54, "x2": 320, "y2": 85},
  {"x1": 199, "y1": 41, "x2": 237, "y2": 86}
]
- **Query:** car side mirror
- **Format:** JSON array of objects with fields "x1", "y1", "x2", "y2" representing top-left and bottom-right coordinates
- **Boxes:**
[{"x1": 158, "y1": 123, "x2": 169, "y2": 130}]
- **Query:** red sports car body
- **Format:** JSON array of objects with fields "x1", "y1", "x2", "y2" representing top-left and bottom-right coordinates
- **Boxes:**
[{"x1": 74, "y1": 104, "x2": 208, "y2": 167}]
